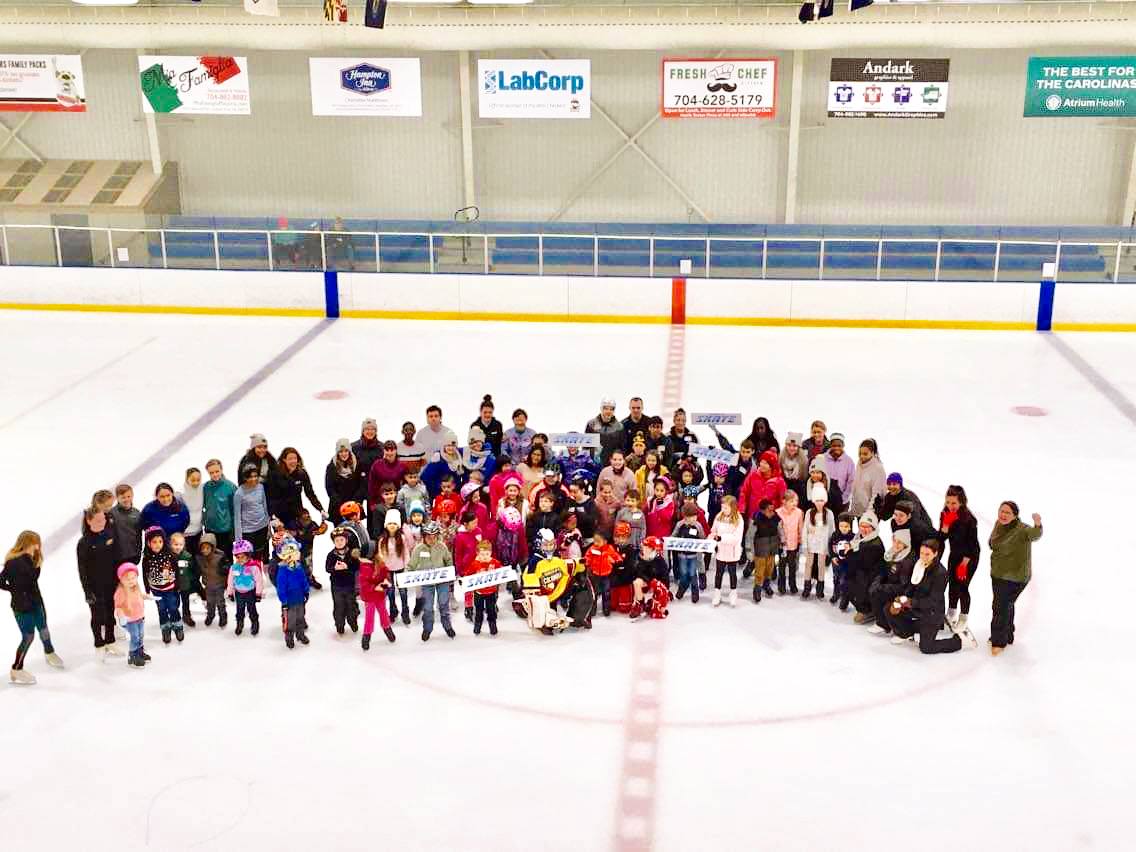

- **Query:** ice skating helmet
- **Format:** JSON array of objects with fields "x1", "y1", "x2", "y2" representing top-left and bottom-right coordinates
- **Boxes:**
[
  {"x1": 712, "y1": 462, "x2": 729, "y2": 478},
  {"x1": 278, "y1": 537, "x2": 301, "y2": 561},
  {"x1": 643, "y1": 536, "x2": 663, "y2": 552},
  {"x1": 681, "y1": 484, "x2": 701, "y2": 500},
  {"x1": 231, "y1": 539, "x2": 253, "y2": 556},
  {"x1": 614, "y1": 520, "x2": 632, "y2": 539},
  {"x1": 331, "y1": 526, "x2": 351, "y2": 543},
  {"x1": 499, "y1": 506, "x2": 522, "y2": 529},
  {"x1": 116, "y1": 562, "x2": 138, "y2": 579},
  {"x1": 422, "y1": 520, "x2": 441, "y2": 536},
  {"x1": 339, "y1": 501, "x2": 362, "y2": 519},
  {"x1": 543, "y1": 462, "x2": 561, "y2": 480},
  {"x1": 436, "y1": 496, "x2": 461, "y2": 517},
  {"x1": 143, "y1": 525, "x2": 165, "y2": 543},
  {"x1": 460, "y1": 482, "x2": 480, "y2": 501}
]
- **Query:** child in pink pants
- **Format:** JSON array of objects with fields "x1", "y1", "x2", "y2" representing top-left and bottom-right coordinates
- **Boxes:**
[{"x1": 359, "y1": 558, "x2": 396, "y2": 650}]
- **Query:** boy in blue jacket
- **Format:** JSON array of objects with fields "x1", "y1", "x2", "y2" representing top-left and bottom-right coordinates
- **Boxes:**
[{"x1": 275, "y1": 538, "x2": 311, "y2": 649}]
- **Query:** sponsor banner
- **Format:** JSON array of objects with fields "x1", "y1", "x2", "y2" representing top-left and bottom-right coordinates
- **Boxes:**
[
  {"x1": 548, "y1": 432, "x2": 602, "y2": 449},
  {"x1": 662, "y1": 59, "x2": 776, "y2": 118},
  {"x1": 139, "y1": 55, "x2": 251, "y2": 115},
  {"x1": 689, "y1": 412, "x2": 742, "y2": 426},
  {"x1": 478, "y1": 59, "x2": 590, "y2": 119},
  {"x1": 0, "y1": 55, "x2": 85, "y2": 112},
  {"x1": 309, "y1": 57, "x2": 422, "y2": 117},
  {"x1": 828, "y1": 58, "x2": 949, "y2": 119},
  {"x1": 663, "y1": 537, "x2": 717, "y2": 554},
  {"x1": 457, "y1": 566, "x2": 519, "y2": 595},
  {"x1": 1024, "y1": 56, "x2": 1136, "y2": 117},
  {"x1": 396, "y1": 565, "x2": 457, "y2": 589},
  {"x1": 689, "y1": 444, "x2": 739, "y2": 466}
]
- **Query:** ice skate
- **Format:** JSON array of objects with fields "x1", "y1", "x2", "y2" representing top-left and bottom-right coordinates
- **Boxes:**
[
  {"x1": 443, "y1": 623, "x2": 456, "y2": 639},
  {"x1": 698, "y1": 573, "x2": 707, "y2": 591},
  {"x1": 45, "y1": 652, "x2": 64, "y2": 668},
  {"x1": 401, "y1": 610, "x2": 411, "y2": 625},
  {"x1": 465, "y1": 606, "x2": 474, "y2": 622},
  {"x1": 712, "y1": 589, "x2": 722, "y2": 607},
  {"x1": 162, "y1": 626, "x2": 172, "y2": 644},
  {"x1": 838, "y1": 596, "x2": 850, "y2": 612},
  {"x1": 219, "y1": 612, "x2": 228, "y2": 629},
  {"x1": 384, "y1": 626, "x2": 397, "y2": 643},
  {"x1": 361, "y1": 634, "x2": 371, "y2": 651},
  {"x1": 421, "y1": 629, "x2": 431, "y2": 642},
  {"x1": 173, "y1": 626, "x2": 184, "y2": 642},
  {"x1": 742, "y1": 564, "x2": 753, "y2": 579},
  {"x1": 629, "y1": 601, "x2": 643, "y2": 620},
  {"x1": 801, "y1": 580, "x2": 812, "y2": 600},
  {"x1": 204, "y1": 612, "x2": 215, "y2": 627},
  {"x1": 140, "y1": 646, "x2": 151, "y2": 661},
  {"x1": 867, "y1": 624, "x2": 886, "y2": 635},
  {"x1": 349, "y1": 617, "x2": 359, "y2": 634},
  {"x1": 297, "y1": 632, "x2": 309, "y2": 645},
  {"x1": 235, "y1": 621, "x2": 244, "y2": 636},
  {"x1": 816, "y1": 581, "x2": 825, "y2": 601},
  {"x1": 762, "y1": 580, "x2": 774, "y2": 599},
  {"x1": 183, "y1": 613, "x2": 196, "y2": 628},
  {"x1": 489, "y1": 621, "x2": 498, "y2": 636},
  {"x1": 128, "y1": 653, "x2": 146, "y2": 668},
  {"x1": 890, "y1": 634, "x2": 908, "y2": 645},
  {"x1": 250, "y1": 619, "x2": 260, "y2": 636},
  {"x1": 285, "y1": 633, "x2": 295, "y2": 649},
  {"x1": 957, "y1": 613, "x2": 968, "y2": 630},
  {"x1": 752, "y1": 584, "x2": 762, "y2": 603},
  {"x1": 728, "y1": 589, "x2": 738, "y2": 608},
  {"x1": 413, "y1": 599, "x2": 424, "y2": 618},
  {"x1": 336, "y1": 624, "x2": 345, "y2": 636},
  {"x1": 991, "y1": 645, "x2": 1004, "y2": 656},
  {"x1": 854, "y1": 612, "x2": 873, "y2": 625},
  {"x1": 9, "y1": 668, "x2": 35, "y2": 685}
]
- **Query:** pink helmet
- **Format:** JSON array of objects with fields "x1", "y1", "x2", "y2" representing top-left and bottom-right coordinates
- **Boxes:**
[
  {"x1": 498, "y1": 506, "x2": 522, "y2": 530},
  {"x1": 116, "y1": 562, "x2": 138, "y2": 580}
]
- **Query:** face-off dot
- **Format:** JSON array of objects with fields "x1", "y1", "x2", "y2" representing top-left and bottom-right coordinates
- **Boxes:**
[{"x1": 1011, "y1": 405, "x2": 1048, "y2": 417}]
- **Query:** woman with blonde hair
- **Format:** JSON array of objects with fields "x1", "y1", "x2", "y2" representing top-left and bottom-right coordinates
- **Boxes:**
[{"x1": 1, "y1": 531, "x2": 64, "y2": 685}]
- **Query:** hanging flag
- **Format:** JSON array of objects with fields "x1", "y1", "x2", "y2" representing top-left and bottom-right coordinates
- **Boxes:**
[
  {"x1": 365, "y1": 0, "x2": 388, "y2": 29},
  {"x1": 243, "y1": 0, "x2": 279, "y2": 17},
  {"x1": 324, "y1": 0, "x2": 348, "y2": 23},
  {"x1": 849, "y1": 0, "x2": 874, "y2": 10}
]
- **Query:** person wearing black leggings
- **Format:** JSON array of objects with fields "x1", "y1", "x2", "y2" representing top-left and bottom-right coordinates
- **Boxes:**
[
  {"x1": 938, "y1": 485, "x2": 981, "y2": 631},
  {"x1": 2, "y1": 531, "x2": 64, "y2": 685}
]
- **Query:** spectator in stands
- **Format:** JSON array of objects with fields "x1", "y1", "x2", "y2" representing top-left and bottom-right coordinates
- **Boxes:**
[{"x1": 328, "y1": 217, "x2": 355, "y2": 271}]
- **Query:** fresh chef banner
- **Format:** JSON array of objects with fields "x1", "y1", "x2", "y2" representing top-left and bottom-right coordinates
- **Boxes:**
[
  {"x1": 309, "y1": 58, "x2": 422, "y2": 117},
  {"x1": 138, "y1": 56, "x2": 251, "y2": 115},
  {"x1": 478, "y1": 59, "x2": 590, "y2": 119},
  {"x1": 828, "y1": 58, "x2": 950, "y2": 119},
  {"x1": 661, "y1": 59, "x2": 777, "y2": 118},
  {"x1": 0, "y1": 55, "x2": 86, "y2": 112}
]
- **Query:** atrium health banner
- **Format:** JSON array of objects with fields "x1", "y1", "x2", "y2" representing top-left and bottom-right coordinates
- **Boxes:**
[
  {"x1": 1024, "y1": 56, "x2": 1136, "y2": 117},
  {"x1": 478, "y1": 59, "x2": 590, "y2": 119},
  {"x1": 309, "y1": 58, "x2": 422, "y2": 116},
  {"x1": 0, "y1": 55, "x2": 86, "y2": 112},
  {"x1": 828, "y1": 58, "x2": 949, "y2": 119},
  {"x1": 138, "y1": 56, "x2": 251, "y2": 115}
]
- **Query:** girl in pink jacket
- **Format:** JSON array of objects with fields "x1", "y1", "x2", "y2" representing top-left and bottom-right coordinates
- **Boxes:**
[
  {"x1": 776, "y1": 490, "x2": 804, "y2": 595},
  {"x1": 711, "y1": 496, "x2": 744, "y2": 608}
]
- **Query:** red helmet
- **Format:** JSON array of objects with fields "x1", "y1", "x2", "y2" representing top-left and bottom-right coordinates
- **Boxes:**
[
  {"x1": 437, "y1": 496, "x2": 461, "y2": 517},
  {"x1": 613, "y1": 521, "x2": 632, "y2": 538},
  {"x1": 643, "y1": 536, "x2": 663, "y2": 551},
  {"x1": 339, "y1": 501, "x2": 362, "y2": 519}
]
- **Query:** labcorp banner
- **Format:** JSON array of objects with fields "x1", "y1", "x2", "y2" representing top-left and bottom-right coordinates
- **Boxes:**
[
  {"x1": 478, "y1": 59, "x2": 590, "y2": 119},
  {"x1": 828, "y1": 58, "x2": 949, "y2": 119},
  {"x1": 309, "y1": 57, "x2": 422, "y2": 117}
]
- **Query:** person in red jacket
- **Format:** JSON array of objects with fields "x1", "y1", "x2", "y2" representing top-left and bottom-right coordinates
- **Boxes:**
[
  {"x1": 469, "y1": 540, "x2": 503, "y2": 635},
  {"x1": 453, "y1": 510, "x2": 484, "y2": 622},
  {"x1": 359, "y1": 557, "x2": 396, "y2": 650},
  {"x1": 738, "y1": 450, "x2": 788, "y2": 518},
  {"x1": 584, "y1": 530, "x2": 623, "y2": 617}
]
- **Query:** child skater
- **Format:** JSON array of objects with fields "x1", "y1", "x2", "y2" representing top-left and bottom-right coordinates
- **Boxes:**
[
  {"x1": 197, "y1": 533, "x2": 228, "y2": 629},
  {"x1": 377, "y1": 510, "x2": 411, "y2": 625},
  {"x1": 710, "y1": 496, "x2": 744, "y2": 608},
  {"x1": 326, "y1": 527, "x2": 361, "y2": 635},
  {"x1": 801, "y1": 484, "x2": 835, "y2": 601},
  {"x1": 141, "y1": 526, "x2": 182, "y2": 644},
  {"x1": 670, "y1": 503, "x2": 705, "y2": 603},
  {"x1": 470, "y1": 540, "x2": 502, "y2": 636},
  {"x1": 584, "y1": 529, "x2": 622, "y2": 617},
  {"x1": 359, "y1": 556, "x2": 396, "y2": 650},
  {"x1": 750, "y1": 499, "x2": 780, "y2": 604},
  {"x1": 226, "y1": 538, "x2": 264, "y2": 636},
  {"x1": 2, "y1": 531, "x2": 64, "y2": 685},
  {"x1": 113, "y1": 563, "x2": 150, "y2": 668},
  {"x1": 828, "y1": 512, "x2": 856, "y2": 609},
  {"x1": 169, "y1": 532, "x2": 201, "y2": 628},
  {"x1": 775, "y1": 490, "x2": 803, "y2": 595},
  {"x1": 275, "y1": 537, "x2": 311, "y2": 649},
  {"x1": 615, "y1": 489, "x2": 647, "y2": 549}
]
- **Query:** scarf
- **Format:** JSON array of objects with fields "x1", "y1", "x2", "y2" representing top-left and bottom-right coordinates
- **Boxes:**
[
  {"x1": 851, "y1": 527, "x2": 879, "y2": 552},
  {"x1": 911, "y1": 557, "x2": 932, "y2": 585},
  {"x1": 334, "y1": 451, "x2": 357, "y2": 478}
]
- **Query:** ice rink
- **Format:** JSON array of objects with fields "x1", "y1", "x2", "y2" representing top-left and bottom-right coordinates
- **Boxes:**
[{"x1": 1, "y1": 311, "x2": 1133, "y2": 852}]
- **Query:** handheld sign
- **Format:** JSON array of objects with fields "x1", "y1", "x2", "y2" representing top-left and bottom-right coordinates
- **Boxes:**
[
  {"x1": 663, "y1": 537, "x2": 717, "y2": 554},
  {"x1": 689, "y1": 444, "x2": 739, "y2": 466},
  {"x1": 457, "y1": 566, "x2": 519, "y2": 595},
  {"x1": 396, "y1": 565, "x2": 457, "y2": 589},
  {"x1": 690, "y1": 412, "x2": 742, "y2": 426},
  {"x1": 548, "y1": 432, "x2": 602, "y2": 449}
]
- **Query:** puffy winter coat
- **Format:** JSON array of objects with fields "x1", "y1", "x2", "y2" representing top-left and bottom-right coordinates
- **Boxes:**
[
  {"x1": 139, "y1": 499, "x2": 190, "y2": 540},
  {"x1": 803, "y1": 507, "x2": 836, "y2": 557},
  {"x1": 711, "y1": 517, "x2": 744, "y2": 562},
  {"x1": 645, "y1": 496, "x2": 676, "y2": 540},
  {"x1": 585, "y1": 414, "x2": 625, "y2": 464},
  {"x1": 359, "y1": 559, "x2": 391, "y2": 604},
  {"x1": 776, "y1": 506, "x2": 803, "y2": 551},
  {"x1": 738, "y1": 456, "x2": 787, "y2": 517},
  {"x1": 226, "y1": 559, "x2": 264, "y2": 596},
  {"x1": 275, "y1": 562, "x2": 310, "y2": 606},
  {"x1": 453, "y1": 527, "x2": 484, "y2": 576},
  {"x1": 584, "y1": 543, "x2": 623, "y2": 577}
]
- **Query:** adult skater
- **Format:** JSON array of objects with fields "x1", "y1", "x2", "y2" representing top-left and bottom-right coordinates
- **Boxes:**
[
  {"x1": 236, "y1": 433, "x2": 277, "y2": 483},
  {"x1": 988, "y1": 501, "x2": 1042, "y2": 656},
  {"x1": 77, "y1": 507, "x2": 122, "y2": 657},
  {"x1": 847, "y1": 511, "x2": 887, "y2": 624},
  {"x1": 415, "y1": 405, "x2": 459, "y2": 461},
  {"x1": 885, "y1": 538, "x2": 975, "y2": 653},
  {"x1": 139, "y1": 483, "x2": 190, "y2": 540},
  {"x1": 938, "y1": 485, "x2": 980, "y2": 630},
  {"x1": 2, "y1": 531, "x2": 64, "y2": 685},
  {"x1": 586, "y1": 398, "x2": 625, "y2": 465},
  {"x1": 265, "y1": 447, "x2": 326, "y2": 531},
  {"x1": 873, "y1": 472, "x2": 934, "y2": 532}
]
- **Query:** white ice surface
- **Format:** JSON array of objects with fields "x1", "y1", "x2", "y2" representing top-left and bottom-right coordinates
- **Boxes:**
[{"x1": 0, "y1": 313, "x2": 1133, "y2": 852}]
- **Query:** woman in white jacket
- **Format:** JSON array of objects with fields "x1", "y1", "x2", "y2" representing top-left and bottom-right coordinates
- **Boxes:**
[
  {"x1": 802, "y1": 483, "x2": 835, "y2": 601},
  {"x1": 849, "y1": 438, "x2": 887, "y2": 517},
  {"x1": 710, "y1": 495, "x2": 745, "y2": 608}
]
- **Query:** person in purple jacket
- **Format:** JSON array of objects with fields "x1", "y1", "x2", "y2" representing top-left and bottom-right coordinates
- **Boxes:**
[{"x1": 822, "y1": 433, "x2": 854, "y2": 515}]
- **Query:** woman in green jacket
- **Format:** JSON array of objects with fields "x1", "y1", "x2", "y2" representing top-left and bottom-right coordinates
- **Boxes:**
[{"x1": 988, "y1": 501, "x2": 1042, "y2": 656}]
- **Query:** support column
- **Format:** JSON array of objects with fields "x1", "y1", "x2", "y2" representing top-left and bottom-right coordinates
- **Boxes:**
[
  {"x1": 137, "y1": 49, "x2": 162, "y2": 175},
  {"x1": 458, "y1": 50, "x2": 477, "y2": 210},
  {"x1": 784, "y1": 50, "x2": 804, "y2": 225}
]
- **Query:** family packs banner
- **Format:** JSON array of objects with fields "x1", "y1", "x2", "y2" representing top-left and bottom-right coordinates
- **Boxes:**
[
  {"x1": 1024, "y1": 57, "x2": 1136, "y2": 117},
  {"x1": 0, "y1": 55, "x2": 85, "y2": 112},
  {"x1": 309, "y1": 58, "x2": 422, "y2": 117},
  {"x1": 478, "y1": 59, "x2": 590, "y2": 119},
  {"x1": 828, "y1": 58, "x2": 950, "y2": 119},
  {"x1": 661, "y1": 59, "x2": 777, "y2": 118},
  {"x1": 138, "y1": 56, "x2": 251, "y2": 115}
]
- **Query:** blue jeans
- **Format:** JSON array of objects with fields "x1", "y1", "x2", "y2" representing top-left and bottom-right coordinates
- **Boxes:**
[
  {"x1": 674, "y1": 554, "x2": 699, "y2": 591},
  {"x1": 155, "y1": 590, "x2": 182, "y2": 629},
  {"x1": 420, "y1": 583, "x2": 452, "y2": 634},
  {"x1": 124, "y1": 619, "x2": 144, "y2": 654}
]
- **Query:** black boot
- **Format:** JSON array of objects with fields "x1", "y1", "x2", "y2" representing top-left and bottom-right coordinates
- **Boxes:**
[
  {"x1": 763, "y1": 580, "x2": 774, "y2": 599},
  {"x1": 489, "y1": 620, "x2": 498, "y2": 636},
  {"x1": 777, "y1": 572, "x2": 787, "y2": 596},
  {"x1": 219, "y1": 611, "x2": 228, "y2": 629},
  {"x1": 421, "y1": 628, "x2": 430, "y2": 642},
  {"x1": 250, "y1": 618, "x2": 260, "y2": 636},
  {"x1": 691, "y1": 581, "x2": 700, "y2": 604},
  {"x1": 829, "y1": 583, "x2": 838, "y2": 604},
  {"x1": 412, "y1": 599, "x2": 424, "y2": 618},
  {"x1": 801, "y1": 581, "x2": 812, "y2": 600},
  {"x1": 285, "y1": 632, "x2": 295, "y2": 649},
  {"x1": 788, "y1": 574, "x2": 799, "y2": 595},
  {"x1": 162, "y1": 626, "x2": 172, "y2": 644},
  {"x1": 336, "y1": 623, "x2": 345, "y2": 635},
  {"x1": 204, "y1": 611, "x2": 215, "y2": 627},
  {"x1": 401, "y1": 609, "x2": 411, "y2": 625},
  {"x1": 174, "y1": 625, "x2": 185, "y2": 642},
  {"x1": 129, "y1": 652, "x2": 145, "y2": 667},
  {"x1": 361, "y1": 634, "x2": 371, "y2": 651},
  {"x1": 443, "y1": 622, "x2": 456, "y2": 639},
  {"x1": 465, "y1": 606, "x2": 474, "y2": 622},
  {"x1": 473, "y1": 614, "x2": 483, "y2": 635},
  {"x1": 297, "y1": 631, "x2": 310, "y2": 645},
  {"x1": 817, "y1": 581, "x2": 826, "y2": 601},
  {"x1": 384, "y1": 626, "x2": 397, "y2": 643},
  {"x1": 349, "y1": 616, "x2": 358, "y2": 634},
  {"x1": 742, "y1": 563, "x2": 754, "y2": 579},
  {"x1": 235, "y1": 620, "x2": 244, "y2": 636},
  {"x1": 838, "y1": 595, "x2": 850, "y2": 612},
  {"x1": 752, "y1": 584, "x2": 762, "y2": 603},
  {"x1": 140, "y1": 645, "x2": 151, "y2": 661},
  {"x1": 389, "y1": 604, "x2": 399, "y2": 622},
  {"x1": 698, "y1": 573, "x2": 707, "y2": 591}
]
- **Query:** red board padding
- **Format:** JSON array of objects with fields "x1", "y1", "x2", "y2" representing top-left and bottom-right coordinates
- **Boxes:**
[{"x1": 671, "y1": 277, "x2": 686, "y2": 324}]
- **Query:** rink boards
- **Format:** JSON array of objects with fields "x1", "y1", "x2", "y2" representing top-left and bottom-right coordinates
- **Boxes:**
[{"x1": 0, "y1": 266, "x2": 1134, "y2": 330}]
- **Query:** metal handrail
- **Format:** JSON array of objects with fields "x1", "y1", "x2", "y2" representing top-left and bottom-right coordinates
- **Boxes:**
[{"x1": 0, "y1": 222, "x2": 1126, "y2": 284}]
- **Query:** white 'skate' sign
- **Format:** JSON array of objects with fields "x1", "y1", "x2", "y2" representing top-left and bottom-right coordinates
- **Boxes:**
[
  {"x1": 457, "y1": 566, "x2": 519, "y2": 595},
  {"x1": 396, "y1": 565, "x2": 456, "y2": 589},
  {"x1": 690, "y1": 412, "x2": 742, "y2": 426},
  {"x1": 663, "y1": 537, "x2": 717, "y2": 554},
  {"x1": 548, "y1": 432, "x2": 602, "y2": 448},
  {"x1": 689, "y1": 444, "x2": 739, "y2": 466}
]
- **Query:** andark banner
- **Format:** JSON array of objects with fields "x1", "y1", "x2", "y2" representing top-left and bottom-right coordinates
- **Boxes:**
[{"x1": 828, "y1": 58, "x2": 950, "y2": 119}]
